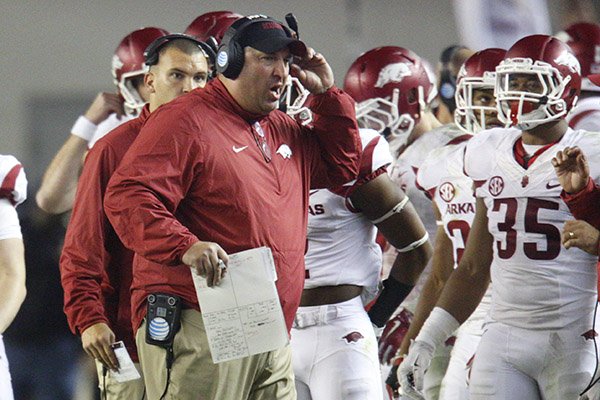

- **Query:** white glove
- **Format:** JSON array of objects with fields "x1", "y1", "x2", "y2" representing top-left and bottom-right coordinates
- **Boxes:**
[{"x1": 397, "y1": 340, "x2": 435, "y2": 400}]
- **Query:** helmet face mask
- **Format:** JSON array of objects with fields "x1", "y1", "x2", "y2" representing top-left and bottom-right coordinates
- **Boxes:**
[
  {"x1": 496, "y1": 58, "x2": 573, "y2": 129},
  {"x1": 114, "y1": 65, "x2": 148, "y2": 116},
  {"x1": 281, "y1": 75, "x2": 312, "y2": 125},
  {"x1": 455, "y1": 78, "x2": 498, "y2": 133}
]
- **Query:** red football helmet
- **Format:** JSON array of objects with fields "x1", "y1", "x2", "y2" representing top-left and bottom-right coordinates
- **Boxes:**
[
  {"x1": 344, "y1": 46, "x2": 437, "y2": 144},
  {"x1": 184, "y1": 11, "x2": 243, "y2": 44},
  {"x1": 496, "y1": 34, "x2": 581, "y2": 129},
  {"x1": 555, "y1": 22, "x2": 600, "y2": 92},
  {"x1": 112, "y1": 27, "x2": 169, "y2": 115},
  {"x1": 454, "y1": 48, "x2": 506, "y2": 134}
]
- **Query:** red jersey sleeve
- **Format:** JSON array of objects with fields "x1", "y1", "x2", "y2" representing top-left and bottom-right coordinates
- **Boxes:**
[{"x1": 561, "y1": 177, "x2": 600, "y2": 229}]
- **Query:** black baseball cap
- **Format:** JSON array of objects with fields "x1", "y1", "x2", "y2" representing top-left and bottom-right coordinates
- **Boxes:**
[{"x1": 238, "y1": 20, "x2": 307, "y2": 56}]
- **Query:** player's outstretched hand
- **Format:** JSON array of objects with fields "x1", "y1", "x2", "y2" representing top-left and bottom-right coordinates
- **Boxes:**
[
  {"x1": 551, "y1": 146, "x2": 589, "y2": 194},
  {"x1": 397, "y1": 339, "x2": 434, "y2": 400}
]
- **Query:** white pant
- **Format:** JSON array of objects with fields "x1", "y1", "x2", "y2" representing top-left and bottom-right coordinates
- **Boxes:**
[
  {"x1": 437, "y1": 314, "x2": 485, "y2": 399},
  {"x1": 469, "y1": 321, "x2": 596, "y2": 400},
  {"x1": 581, "y1": 303, "x2": 600, "y2": 400},
  {"x1": 291, "y1": 296, "x2": 383, "y2": 400},
  {"x1": 0, "y1": 336, "x2": 14, "y2": 400}
]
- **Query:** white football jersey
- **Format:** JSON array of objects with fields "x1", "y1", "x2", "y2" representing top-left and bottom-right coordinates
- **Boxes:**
[
  {"x1": 388, "y1": 124, "x2": 466, "y2": 249},
  {"x1": 567, "y1": 96, "x2": 600, "y2": 132},
  {"x1": 88, "y1": 113, "x2": 134, "y2": 148},
  {"x1": 417, "y1": 137, "x2": 491, "y2": 322},
  {"x1": 417, "y1": 137, "x2": 475, "y2": 266},
  {"x1": 464, "y1": 127, "x2": 600, "y2": 330},
  {"x1": 305, "y1": 129, "x2": 392, "y2": 292},
  {"x1": 0, "y1": 155, "x2": 27, "y2": 240}
]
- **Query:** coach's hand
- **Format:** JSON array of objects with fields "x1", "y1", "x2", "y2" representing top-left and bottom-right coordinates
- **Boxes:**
[
  {"x1": 182, "y1": 241, "x2": 229, "y2": 287},
  {"x1": 81, "y1": 322, "x2": 119, "y2": 371},
  {"x1": 291, "y1": 47, "x2": 333, "y2": 95}
]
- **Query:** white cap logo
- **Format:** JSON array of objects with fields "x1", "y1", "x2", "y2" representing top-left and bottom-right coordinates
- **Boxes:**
[{"x1": 375, "y1": 63, "x2": 411, "y2": 88}]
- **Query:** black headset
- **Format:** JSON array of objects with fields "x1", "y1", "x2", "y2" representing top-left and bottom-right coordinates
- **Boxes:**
[
  {"x1": 216, "y1": 15, "x2": 296, "y2": 79},
  {"x1": 144, "y1": 33, "x2": 216, "y2": 67},
  {"x1": 438, "y1": 45, "x2": 467, "y2": 112}
]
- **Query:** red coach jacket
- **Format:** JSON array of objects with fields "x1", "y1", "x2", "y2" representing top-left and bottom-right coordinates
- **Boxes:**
[
  {"x1": 60, "y1": 105, "x2": 151, "y2": 361},
  {"x1": 104, "y1": 78, "x2": 361, "y2": 333}
]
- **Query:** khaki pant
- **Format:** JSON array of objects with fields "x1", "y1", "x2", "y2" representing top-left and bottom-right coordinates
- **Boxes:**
[
  {"x1": 137, "y1": 309, "x2": 296, "y2": 400},
  {"x1": 95, "y1": 359, "x2": 145, "y2": 400}
]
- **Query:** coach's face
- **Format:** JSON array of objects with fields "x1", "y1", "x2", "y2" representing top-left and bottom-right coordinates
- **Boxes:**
[
  {"x1": 235, "y1": 47, "x2": 291, "y2": 115},
  {"x1": 146, "y1": 46, "x2": 209, "y2": 112}
]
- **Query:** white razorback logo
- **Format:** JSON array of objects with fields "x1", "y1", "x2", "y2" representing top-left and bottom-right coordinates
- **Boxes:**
[
  {"x1": 375, "y1": 63, "x2": 411, "y2": 88},
  {"x1": 276, "y1": 144, "x2": 292, "y2": 159},
  {"x1": 554, "y1": 51, "x2": 580, "y2": 73}
]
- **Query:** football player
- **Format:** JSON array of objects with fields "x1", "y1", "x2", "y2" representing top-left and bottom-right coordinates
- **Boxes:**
[
  {"x1": 290, "y1": 81, "x2": 432, "y2": 398},
  {"x1": 0, "y1": 155, "x2": 27, "y2": 400},
  {"x1": 396, "y1": 48, "x2": 505, "y2": 400},
  {"x1": 399, "y1": 34, "x2": 600, "y2": 400},
  {"x1": 36, "y1": 27, "x2": 169, "y2": 214},
  {"x1": 344, "y1": 46, "x2": 466, "y2": 399}
]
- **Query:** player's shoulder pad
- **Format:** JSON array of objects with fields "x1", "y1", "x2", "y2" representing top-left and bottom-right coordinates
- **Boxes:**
[{"x1": 0, "y1": 155, "x2": 27, "y2": 206}]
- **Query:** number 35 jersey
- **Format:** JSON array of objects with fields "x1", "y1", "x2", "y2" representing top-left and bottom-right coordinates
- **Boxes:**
[{"x1": 464, "y1": 127, "x2": 600, "y2": 330}]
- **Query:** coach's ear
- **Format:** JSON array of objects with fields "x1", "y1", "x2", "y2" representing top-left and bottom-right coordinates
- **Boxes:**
[{"x1": 144, "y1": 72, "x2": 156, "y2": 94}]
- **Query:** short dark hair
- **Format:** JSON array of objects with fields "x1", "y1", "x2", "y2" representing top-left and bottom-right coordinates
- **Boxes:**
[{"x1": 157, "y1": 38, "x2": 208, "y2": 61}]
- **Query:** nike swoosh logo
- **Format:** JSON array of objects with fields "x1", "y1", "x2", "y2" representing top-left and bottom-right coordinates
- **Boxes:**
[
  {"x1": 232, "y1": 145, "x2": 248, "y2": 153},
  {"x1": 546, "y1": 182, "x2": 561, "y2": 189}
]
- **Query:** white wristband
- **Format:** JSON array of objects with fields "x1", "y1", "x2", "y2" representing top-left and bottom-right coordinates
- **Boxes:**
[
  {"x1": 415, "y1": 307, "x2": 460, "y2": 349},
  {"x1": 71, "y1": 116, "x2": 98, "y2": 142}
]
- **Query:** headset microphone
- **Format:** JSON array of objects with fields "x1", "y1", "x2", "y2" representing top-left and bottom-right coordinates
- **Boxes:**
[{"x1": 285, "y1": 13, "x2": 299, "y2": 38}]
